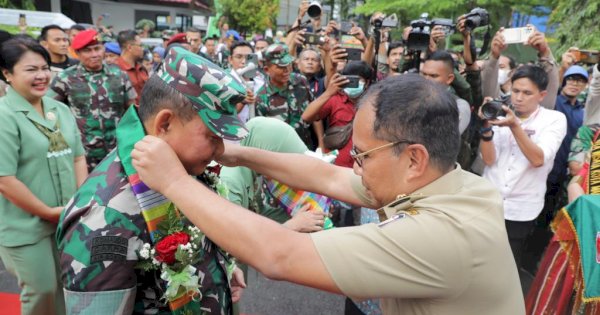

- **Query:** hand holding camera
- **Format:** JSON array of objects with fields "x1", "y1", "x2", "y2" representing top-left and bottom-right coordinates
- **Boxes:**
[
  {"x1": 479, "y1": 97, "x2": 518, "y2": 128},
  {"x1": 491, "y1": 28, "x2": 508, "y2": 59},
  {"x1": 525, "y1": 26, "x2": 550, "y2": 58},
  {"x1": 330, "y1": 44, "x2": 348, "y2": 65}
]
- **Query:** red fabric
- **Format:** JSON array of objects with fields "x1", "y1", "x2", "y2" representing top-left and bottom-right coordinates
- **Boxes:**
[
  {"x1": 71, "y1": 29, "x2": 99, "y2": 50},
  {"x1": 319, "y1": 93, "x2": 355, "y2": 168},
  {"x1": 116, "y1": 57, "x2": 149, "y2": 106},
  {"x1": 0, "y1": 292, "x2": 20, "y2": 314}
]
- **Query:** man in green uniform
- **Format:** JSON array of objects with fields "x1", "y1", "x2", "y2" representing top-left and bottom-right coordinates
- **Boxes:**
[
  {"x1": 56, "y1": 47, "x2": 247, "y2": 314},
  {"x1": 255, "y1": 44, "x2": 317, "y2": 148},
  {"x1": 48, "y1": 29, "x2": 137, "y2": 171},
  {"x1": 130, "y1": 74, "x2": 526, "y2": 315}
]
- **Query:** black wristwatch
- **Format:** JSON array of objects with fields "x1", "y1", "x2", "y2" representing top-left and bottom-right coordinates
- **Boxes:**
[{"x1": 480, "y1": 127, "x2": 494, "y2": 142}]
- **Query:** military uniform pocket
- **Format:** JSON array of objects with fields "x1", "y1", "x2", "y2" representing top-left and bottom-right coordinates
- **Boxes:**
[{"x1": 64, "y1": 286, "x2": 136, "y2": 315}]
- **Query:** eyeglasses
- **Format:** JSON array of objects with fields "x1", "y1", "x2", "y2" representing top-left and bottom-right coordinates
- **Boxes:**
[
  {"x1": 233, "y1": 54, "x2": 250, "y2": 60},
  {"x1": 350, "y1": 140, "x2": 415, "y2": 167},
  {"x1": 565, "y1": 77, "x2": 587, "y2": 86}
]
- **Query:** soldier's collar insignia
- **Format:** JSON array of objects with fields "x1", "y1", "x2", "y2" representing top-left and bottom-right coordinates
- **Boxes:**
[{"x1": 376, "y1": 193, "x2": 425, "y2": 224}]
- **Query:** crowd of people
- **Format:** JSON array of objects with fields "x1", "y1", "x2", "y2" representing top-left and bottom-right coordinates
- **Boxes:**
[{"x1": 0, "y1": 2, "x2": 599, "y2": 315}]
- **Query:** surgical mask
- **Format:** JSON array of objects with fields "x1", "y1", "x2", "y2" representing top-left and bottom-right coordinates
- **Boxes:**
[
  {"x1": 343, "y1": 81, "x2": 365, "y2": 98},
  {"x1": 498, "y1": 69, "x2": 510, "y2": 85}
]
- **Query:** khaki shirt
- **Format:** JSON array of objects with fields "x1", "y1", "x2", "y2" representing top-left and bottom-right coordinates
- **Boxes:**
[{"x1": 311, "y1": 166, "x2": 525, "y2": 315}]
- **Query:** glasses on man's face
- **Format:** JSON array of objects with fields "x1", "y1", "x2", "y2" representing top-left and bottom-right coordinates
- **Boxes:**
[
  {"x1": 233, "y1": 54, "x2": 250, "y2": 60},
  {"x1": 350, "y1": 140, "x2": 415, "y2": 167},
  {"x1": 566, "y1": 77, "x2": 587, "y2": 86}
]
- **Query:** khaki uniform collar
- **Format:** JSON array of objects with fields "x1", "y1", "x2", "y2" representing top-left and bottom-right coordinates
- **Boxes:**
[{"x1": 377, "y1": 164, "x2": 464, "y2": 221}]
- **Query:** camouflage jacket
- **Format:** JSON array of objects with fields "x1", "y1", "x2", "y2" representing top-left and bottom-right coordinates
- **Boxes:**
[
  {"x1": 255, "y1": 73, "x2": 314, "y2": 130},
  {"x1": 56, "y1": 151, "x2": 233, "y2": 315},
  {"x1": 47, "y1": 63, "x2": 137, "y2": 170}
]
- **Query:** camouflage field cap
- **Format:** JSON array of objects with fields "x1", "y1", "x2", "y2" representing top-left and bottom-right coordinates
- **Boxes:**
[
  {"x1": 157, "y1": 46, "x2": 249, "y2": 140},
  {"x1": 263, "y1": 44, "x2": 294, "y2": 66}
]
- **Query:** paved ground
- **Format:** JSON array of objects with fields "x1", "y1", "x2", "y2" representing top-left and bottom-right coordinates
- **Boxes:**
[{"x1": 0, "y1": 260, "x2": 344, "y2": 314}]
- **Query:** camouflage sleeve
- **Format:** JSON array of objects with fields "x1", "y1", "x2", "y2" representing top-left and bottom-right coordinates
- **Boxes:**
[
  {"x1": 122, "y1": 74, "x2": 137, "y2": 107},
  {"x1": 569, "y1": 125, "x2": 597, "y2": 164},
  {"x1": 255, "y1": 87, "x2": 269, "y2": 116},
  {"x1": 47, "y1": 73, "x2": 68, "y2": 103}
]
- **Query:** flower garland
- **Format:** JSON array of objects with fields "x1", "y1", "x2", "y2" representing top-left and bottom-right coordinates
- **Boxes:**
[{"x1": 135, "y1": 168, "x2": 230, "y2": 303}]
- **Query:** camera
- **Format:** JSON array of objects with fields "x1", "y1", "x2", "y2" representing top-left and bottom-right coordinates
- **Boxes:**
[
  {"x1": 463, "y1": 7, "x2": 489, "y2": 31},
  {"x1": 307, "y1": 1, "x2": 322, "y2": 19},
  {"x1": 372, "y1": 14, "x2": 399, "y2": 29},
  {"x1": 481, "y1": 96, "x2": 512, "y2": 120},
  {"x1": 407, "y1": 13, "x2": 455, "y2": 51}
]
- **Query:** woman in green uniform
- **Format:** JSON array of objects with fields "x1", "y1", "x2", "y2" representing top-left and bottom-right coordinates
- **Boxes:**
[{"x1": 0, "y1": 37, "x2": 87, "y2": 315}]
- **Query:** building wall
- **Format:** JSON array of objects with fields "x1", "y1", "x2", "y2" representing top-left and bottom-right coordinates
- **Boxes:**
[{"x1": 67, "y1": 0, "x2": 209, "y2": 33}]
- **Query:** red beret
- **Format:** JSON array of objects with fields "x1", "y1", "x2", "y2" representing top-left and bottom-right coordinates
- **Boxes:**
[
  {"x1": 72, "y1": 29, "x2": 101, "y2": 50},
  {"x1": 165, "y1": 33, "x2": 187, "y2": 47}
]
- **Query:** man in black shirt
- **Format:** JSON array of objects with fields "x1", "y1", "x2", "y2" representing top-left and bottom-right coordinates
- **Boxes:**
[{"x1": 39, "y1": 24, "x2": 78, "y2": 78}]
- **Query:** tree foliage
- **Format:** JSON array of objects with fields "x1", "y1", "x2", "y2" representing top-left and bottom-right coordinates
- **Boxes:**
[
  {"x1": 548, "y1": 0, "x2": 600, "y2": 54},
  {"x1": 0, "y1": 0, "x2": 36, "y2": 10},
  {"x1": 220, "y1": 0, "x2": 280, "y2": 33}
]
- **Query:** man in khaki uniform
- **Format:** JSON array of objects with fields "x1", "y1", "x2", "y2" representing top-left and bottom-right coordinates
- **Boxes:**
[{"x1": 130, "y1": 74, "x2": 525, "y2": 315}]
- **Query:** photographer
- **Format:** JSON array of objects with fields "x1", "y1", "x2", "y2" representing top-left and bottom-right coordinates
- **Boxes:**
[
  {"x1": 481, "y1": 25, "x2": 559, "y2": 110},
  {"x1": 479, "y1": 65, "x2": 566, "y2": 272},
  {"x1": 227, "y1": 41, "x2": 261, "y2": 123}
]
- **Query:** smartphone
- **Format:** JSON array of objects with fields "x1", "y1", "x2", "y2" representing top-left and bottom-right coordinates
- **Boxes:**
[
  {"x1": 303, "y1": 32, "x2": 325, "y2": 45},
  {"x1": 340, "y1": 34, "x2": 363, "y2": 61},
  {"x1": 577, "y1": 50, "x2": 600, "y2": 65},
  {"x1": 342, "y1": 75, "x2": 361, "y2": 88},
  {"x1": 502, "y1": 27, "x2": 534, "y2": 44}
]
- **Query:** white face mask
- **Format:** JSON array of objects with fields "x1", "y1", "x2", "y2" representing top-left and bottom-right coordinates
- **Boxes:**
[{"x1": 498, "y1": 69, "x2": 510, "y2": 85}]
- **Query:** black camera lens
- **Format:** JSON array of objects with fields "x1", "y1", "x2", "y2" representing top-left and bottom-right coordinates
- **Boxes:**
[{"x1": 481, "y1": 100, "x2": 505, "y2": 120}]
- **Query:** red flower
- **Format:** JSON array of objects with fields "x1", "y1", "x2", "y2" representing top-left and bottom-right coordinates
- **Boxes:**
[{"x1": 155, "y1": 232, "x2": 190, "y2": 264}]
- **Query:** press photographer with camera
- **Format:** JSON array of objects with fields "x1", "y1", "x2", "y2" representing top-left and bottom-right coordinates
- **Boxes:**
[
  {"x1": 479, "y1": 65, "x2": 566, "y2": 272},
  {"x1": 481, "y1": 25, "x2": 559, "y2": 110}
]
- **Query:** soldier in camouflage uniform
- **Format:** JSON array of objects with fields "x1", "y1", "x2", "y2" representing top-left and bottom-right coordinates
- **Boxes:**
[
  {"x1": 255, "y1": 44, "x2": 316, "y2": 148},
  {"x1": 48, "y1": 29, "x2": 137, "y2": 172},
  {"x1": 56, "y1": 47, "x2": 248, "y2": 314}
]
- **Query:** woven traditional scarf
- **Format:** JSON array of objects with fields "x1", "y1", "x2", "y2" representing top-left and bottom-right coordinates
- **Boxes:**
[
  {"x1": 28, "y1": 117, "x2": 75, "y2": 205},
  {"x1": 264, "y1": 178, "x2": 334, "y2": 229},
  {"x1": 116, "y1": 106, "x2": 202, "y2": 314},
  {"x1": 587, "y1": 130, "x2": 600, "y2": 195}
]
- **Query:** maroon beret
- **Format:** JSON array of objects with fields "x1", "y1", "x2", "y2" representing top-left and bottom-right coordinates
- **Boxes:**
[
  {"x1": 71, "y1": 29, "x2": 101, "y2": 50},
  {"x1": 165, "y1": 33, "x2": 188, "y2": 47}
]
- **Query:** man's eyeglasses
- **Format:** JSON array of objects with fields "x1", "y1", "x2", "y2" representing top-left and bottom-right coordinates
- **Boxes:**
[
  {"x1": 565, "y1": 77, "x2": 587, "y2": 86},
  {"x1": 350, "y1": 140, "x2": 415, "y2": 167}
]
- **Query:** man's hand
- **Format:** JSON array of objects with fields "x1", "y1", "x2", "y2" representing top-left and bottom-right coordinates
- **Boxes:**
[
  {"x1": 428, "y1": 25, "x2": 446, "y2": 52},
  {"x1": 491, "y1": 28, "x2": 508, "y2": 59},
  {"x1": 349, "y1": 24, "x2": 366, "y2": 46},
  {"x1": 323, "y1": 73, "x2": 348, "y2": 97},
  {"x1": 47, "y1": 206, "x2": 64, "y2": 223},
  {"x1": 298, "y1": 0, "x2": 309, "y2": 19},
  {"x1": 216, "y1": 142, "x2": 244, "y2": 167},
  {"x1": 242, "y1": 89, "x2": 255, "y2": 105},
  {"x1": 488, "y1": 105, "x2": 519, "y2": 128},
  {"x1": 402, "y1": 26, "x2": 412, "y2": 41},
  {"x1": 561, "y1": 48, "x2": 578, "y2": 70},
  {"x1": 283, "y1": 204, "x2": 326, "y2": 233},
  {"x1": 294, "y1": 29, "x2": 307, "y2": 47},
  {"x1": 456, "y1": 15, "x2": 470, "y2": 37},
  {"x1": 131, "y1": 136, "x2": 189, "y2": 194},
  {"x1": 526, "y1": 25, "x2": 550, "y2": 58},
  {"x1": 330, "y1": 44, "x2": 348, "y2": 65},
  {"x1": 324, "y1": 20, "x2": 339, "y2": 36},
  {"x1": 230, "y1": 266, "x2": 246, "y2": 303}
]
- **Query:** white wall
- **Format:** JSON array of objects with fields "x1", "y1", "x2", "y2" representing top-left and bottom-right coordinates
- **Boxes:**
[{"x1": 75, "y1": 0, "x2": 209, "y2": 32}]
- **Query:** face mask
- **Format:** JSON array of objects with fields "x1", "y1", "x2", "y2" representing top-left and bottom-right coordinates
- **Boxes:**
[
  {"x1": 498, "y1": 69, "x2": 510, "y2": 85},
  {"x1": 343, "y1": 81, "x2": 365, "y2": 98}
]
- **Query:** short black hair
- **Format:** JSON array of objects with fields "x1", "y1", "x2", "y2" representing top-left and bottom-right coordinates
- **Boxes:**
[
  {"x1": 204, "y1": 35, "x2": 219, "y2": 43},
  {"x1": 138, "y1": 75, "x2": 198, "y2": 123},
  {"x1": 117, "y1": 30, "x2": 137, "y2": 49},
  {"x1": 70, "y1": 24, "x2": 86, "y2": 31},
  {"x1": 39, "y1": 24, "x2": 64, "y2": 42},
  {"x1": 0, "y1": 37, "x2": 50, "y2": 73},
  {"x1": 342, "y1": 61, "x2": 373, "y2": 82},
  {"x1": 360, "y1": 74, "x2": 460, "y2": 172},
  {"x1": 425, "y1": 50, "x2": 455, "y2": 74},
  {"x1": 501, "y1": 55, "x2": 517, "y2": 70},
  {"x1": 187, "y1": 27, "x2": 201, "y2": 34},
  {"x1": 511, "y1": 65, "x2": 548, "y2": 91},
  {"x1": 387, "y1": 41, "x2": 404, "y2": 57},
  {"x1": 230, "y1": 41, "x2": 253, "y2": 55}
]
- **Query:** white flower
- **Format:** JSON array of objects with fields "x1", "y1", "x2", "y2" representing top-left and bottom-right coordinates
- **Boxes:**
[
  {"x1": 139, "y1": 248, "x2": 150, "y2": 259},
  {"x1": 150, "y1": 249, "x2": 155, "y2": 255},
  {"x1": 152, "y1": 258, "x2": 160, "y2": 266}
]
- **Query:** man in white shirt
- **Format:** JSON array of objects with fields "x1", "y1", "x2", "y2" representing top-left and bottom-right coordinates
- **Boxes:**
[{"x1": 479, "y1": 65, "x2": 567, "y2": 268}]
